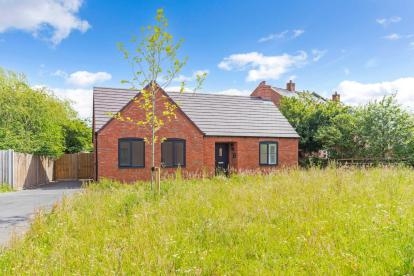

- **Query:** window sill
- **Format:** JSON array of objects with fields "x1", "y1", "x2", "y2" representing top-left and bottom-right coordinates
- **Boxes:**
[
  {"x1": 162, "y1": 165, "x2": 186, "y2": 168},
  {"x1": 118, "y1": 166, "x2": 145, "y2": 169}
]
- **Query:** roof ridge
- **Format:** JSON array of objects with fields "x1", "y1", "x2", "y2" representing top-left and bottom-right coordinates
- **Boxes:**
[
  {"x1": 93, "y1": 86, "x2": 138, "y2": 92},
  {"x1": 94, "y1": 86, "x2": 262, "y2": 99}
]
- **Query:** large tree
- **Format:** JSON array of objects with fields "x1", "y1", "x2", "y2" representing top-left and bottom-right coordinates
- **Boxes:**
[
  {"x1": 354, "y1": 95, "x2": 414, "y2": 159},
  {"x1": 279, "y1": 92, "x2": 357, "y2": 158},
  {"x1": 0, "y1": 68, "x2": 92, "y2": 157},
  {"x1": 116, "y1": 9, "x2": 205, "y2": 186},
  {"x1": 280, "y1": 92, "x2": 414, "y2": 161}
]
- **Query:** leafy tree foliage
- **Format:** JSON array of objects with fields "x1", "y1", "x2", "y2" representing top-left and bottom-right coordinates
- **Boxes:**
[
  {"x1": 280, "y1": 92, "x2": 414, "y2": 160},
  {"x1": 354, "y1": 95, "x2": 414, "y2": 159},
  {"x1": 279, "y1": 93, "x2": 356, "y2": 158},
  {"x1": 0, "y1": 68, "x2": 92, "y2": 157}
]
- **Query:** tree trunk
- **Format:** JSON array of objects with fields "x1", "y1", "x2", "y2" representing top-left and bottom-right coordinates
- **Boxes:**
[{"x1": 150, "y1": 87, "x2": 156, "y2": 189}]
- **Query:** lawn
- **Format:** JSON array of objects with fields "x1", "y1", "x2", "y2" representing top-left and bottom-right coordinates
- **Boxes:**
[{"x1": 1, "y1": 167, "x2": 414, "y2": 274}]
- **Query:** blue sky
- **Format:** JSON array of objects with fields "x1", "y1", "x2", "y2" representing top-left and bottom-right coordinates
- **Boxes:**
[{"x1": 0, "y1": 0, "x2": 413, "y2": 117}]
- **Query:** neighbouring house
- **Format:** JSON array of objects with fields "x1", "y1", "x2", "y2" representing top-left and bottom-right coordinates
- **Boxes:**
[
  {"x1": 251, "y1": 80, "x2": 327, "y2": 106},
  {"x1": 93, "y1": 86, "x2": 299, "y2": 182}
]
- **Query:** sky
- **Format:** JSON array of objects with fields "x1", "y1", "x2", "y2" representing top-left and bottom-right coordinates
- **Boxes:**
[{"x1": 0, "y1": 0, "x2": 413, "y2": 118}]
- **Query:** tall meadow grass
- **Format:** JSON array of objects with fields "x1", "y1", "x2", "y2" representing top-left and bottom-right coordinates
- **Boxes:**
[{"x1": 1, "y1": 167, "x2": 414, "y2": 274}]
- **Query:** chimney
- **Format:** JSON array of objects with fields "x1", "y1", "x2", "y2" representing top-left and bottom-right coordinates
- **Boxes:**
[
  {"x1": 286, "y1": 80, "x2": 295, "y2": 92},
  {"x1": 332, "y1": 91, "x2": 340, "y2": 102}
]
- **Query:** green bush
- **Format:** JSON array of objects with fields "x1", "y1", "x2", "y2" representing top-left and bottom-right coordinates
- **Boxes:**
[{"x1": 0, "y1": 68, "x2": 92, "y2": 157}]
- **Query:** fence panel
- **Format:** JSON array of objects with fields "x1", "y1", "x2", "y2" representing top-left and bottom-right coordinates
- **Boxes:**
[
  {"x1": 54, "y1": 153, "x2": 94, "y2": 180},
  {"x1": 0, "y1": 150, "x2": 54, "y2": 190},
  {"x1": 78, "y1": 153, "x2": 94, "y2": 179},
  {"x1": 13, "y1": 153, "x2": 54, "y2": 190},
  {"x1": 54, "y1": 154, "x2": 78, "y2": 180}
]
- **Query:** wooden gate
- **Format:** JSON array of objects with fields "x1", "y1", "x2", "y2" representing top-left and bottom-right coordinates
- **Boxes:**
[{"x1": 54, "y1": 153, "x2": 94, "y2": 180}]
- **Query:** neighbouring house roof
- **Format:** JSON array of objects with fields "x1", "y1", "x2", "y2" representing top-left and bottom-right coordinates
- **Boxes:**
[
  {"x1": 93, "y1": 87, "x2": 299, "y2": 138},
  {"x1": 271, "y1": 86, "x2": 300, "y2": 98},
  {"x1": 272, "y1": 86, "x2": 327, "y2": 101}
]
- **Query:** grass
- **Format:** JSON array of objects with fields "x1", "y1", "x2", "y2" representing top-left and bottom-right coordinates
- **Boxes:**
[
  {"x1": 1, "y1": 167, "x2": 414, "y2": 274},
  {"x1": 0, "y1": 183, "x2": 12, "y2": 193}
]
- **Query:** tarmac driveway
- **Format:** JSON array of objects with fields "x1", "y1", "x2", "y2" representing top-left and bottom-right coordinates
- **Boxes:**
[{"x1": 0, "y1": 181, "x2": 81, "y2": 247}]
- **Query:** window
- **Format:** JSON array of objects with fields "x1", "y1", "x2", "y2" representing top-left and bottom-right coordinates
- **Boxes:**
[
  {"x1": 118, "y1": 138, "x2": 145, "y2": 168},
  {"x1": 161, "y1": 139, "x2": 186, "y2": 167},
  {"x1": 259, "y1": 142, "x2": 278, "y2": 166}
]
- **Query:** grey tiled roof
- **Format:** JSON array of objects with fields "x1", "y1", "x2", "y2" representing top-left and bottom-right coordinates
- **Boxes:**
[
  {"x1": 93, "y1": 87, "x2": 138, "y2": 132},
  {"x1": 272, "y1": 87, "x2": 299, "y2": 98},
  {"x1": 167, "y1": 92, "x2": 299, "y2": 138},
  {"x1": 272, "y1": 86, "x2": 327, "y2": 101},
  {"x1": 93, "y1": 87, "x2": 299, "y2": 138}
]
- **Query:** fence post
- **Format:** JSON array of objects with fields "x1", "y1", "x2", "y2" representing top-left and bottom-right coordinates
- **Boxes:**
[{"x1": 8, "y1": 149, "x2": 14, "y2": 190}]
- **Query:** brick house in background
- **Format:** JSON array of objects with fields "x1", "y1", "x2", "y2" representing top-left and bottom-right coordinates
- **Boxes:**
[
  {"x1": 251, "y1": 80, "x2": 327, "y2": 107},
  {"x1": 93, "y1": 86, "x2": 299, "y2": 182}
]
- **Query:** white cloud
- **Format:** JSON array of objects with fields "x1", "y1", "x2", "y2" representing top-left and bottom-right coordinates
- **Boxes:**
[
  {"x1": 336, "y1": 77, "x2": 414, "y2": 110},
  {"x1": 52, "y1": 69, "x2": 68, "y2": 78},
  {"x1": 53, "y1": 70, "x2": 112, "y2": 87},
  {"x1": 214, "y1": 88, "x2": 250, "y2": 96},
  {"x1": 376, "y1": 16, "x2": 402, "y2": 26},
  {"x1": 383, "y1": 33, "x2": 401, "y2": 40},
  {"x1": 258, "y1": 29, "x2": 304, "y2": 43},
  {"x1": 0, "y1": 0, "x2": 90, "y2": 45},
  {"x1": 311, "y1": 49, "x2": 327, "y2": 61},
  {"x1": 54, "y1": 87, "x2": 92, "y2": 118},
  {"x1": 33, "y1": 85, "x2": 92, "y2": 118},
  {"x1": 218, "y1": 51, "x2": 308, "y2": 82},
  {"x1": 410, "y1": 41, "x2": 414, "y2": 48},
  {"x1": 172, "y1": 69, "x2": 209, "y2": 83},
  {"x1": 173, "y1": 74, "x2": 192, "y2": 82},
  {"x1": 164, "y1": 85, "x2": 193, "y2": 92},
  {"x1": 258, "y1": 30, "x2": 288, "y2": 42},
  {"x1": 292, "y1": 29, "x2": 305, "y2": 38}
]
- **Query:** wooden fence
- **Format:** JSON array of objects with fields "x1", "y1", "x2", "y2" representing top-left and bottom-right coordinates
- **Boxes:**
[
  {"x1": 0, "y1": 150, "x2": 54, "y2": 190},
  {"x1": 336, "y1": 158, "x2": 413, "y2": 167},
  {"x1": 54, "y1": 152, "x2": 94, "y2": 180}
]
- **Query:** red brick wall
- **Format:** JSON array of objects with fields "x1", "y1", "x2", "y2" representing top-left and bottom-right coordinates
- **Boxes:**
[
  {"x1": 96, "y1": 91, "x2": 204, "y2": 182},
  {"x1": 251, "y1": 81, "x2": 283, "y2": 107},
  {"x1": 203, "y1": 137, "x2": 298, "y2": 175}
]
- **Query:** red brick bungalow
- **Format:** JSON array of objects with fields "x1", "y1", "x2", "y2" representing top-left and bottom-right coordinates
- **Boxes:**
[{"x1": 93, "y1": 86, "x2": 299, "y2": 182}]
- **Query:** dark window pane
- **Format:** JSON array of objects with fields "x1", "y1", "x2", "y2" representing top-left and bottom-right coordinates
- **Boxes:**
[
  {"x1": 260, "y1": 143, "x2": 268, "y2": 164},
  {"x1": 131, "y1": 141, "x2": 144, "y2": 167},
  {"x1": 119, "y1": 141, "x2": 130, "y2": 166},
  {"x1": 162, "y1": 141, "x2": 174, "y2": 166},
  {"x1": 175, "y1": 141, "x2": 185, "y2": 166}
]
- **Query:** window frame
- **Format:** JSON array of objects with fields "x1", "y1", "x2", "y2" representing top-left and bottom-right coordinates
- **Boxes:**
[
  {"x1": 161, "y1": 138, "x2": 186, "y2": 168},
  {"x1": 259, "y1": 141, "x2": 278, "y2": 166},
  {"x1": 118, "y1": 138, "x2": 145, "y2": 168}
]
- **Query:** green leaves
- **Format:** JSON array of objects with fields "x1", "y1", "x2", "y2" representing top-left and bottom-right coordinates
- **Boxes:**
[
  {"x1": 354, "y1": 95, "x2": 414, "y2": 159},
  {"x1": 280, "y1": 92, "x2": 414, "y2": 160},
  {"x1": 0, "y1": 68, "x2": 92, "y2": 157}
]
